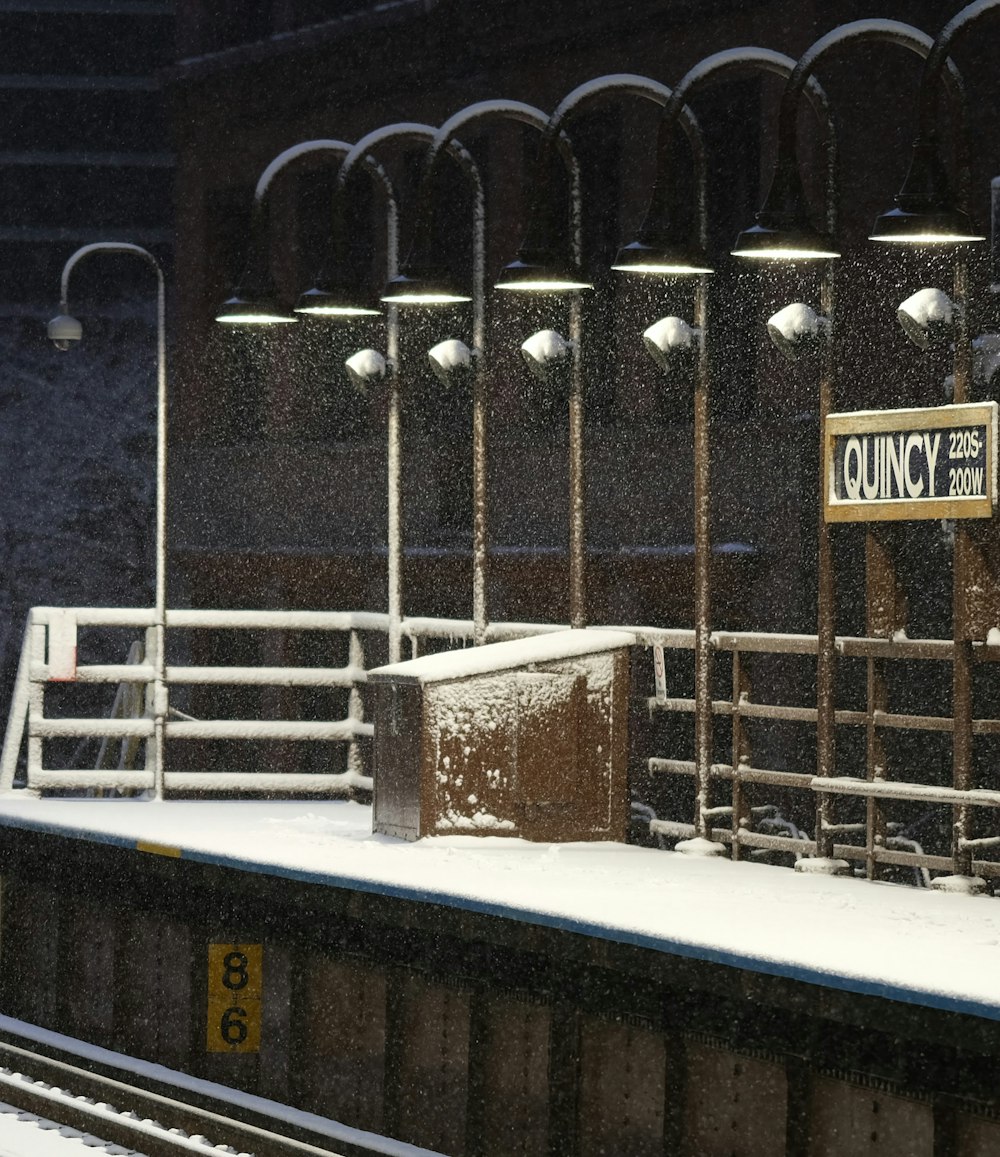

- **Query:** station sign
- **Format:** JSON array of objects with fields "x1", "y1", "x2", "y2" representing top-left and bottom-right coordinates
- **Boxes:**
[{"x1": 824, "y1": 402, "x2": 998, "y2": 523}]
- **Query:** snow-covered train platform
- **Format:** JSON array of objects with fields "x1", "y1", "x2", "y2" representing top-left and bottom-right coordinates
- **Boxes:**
[
  {"x1": 1, "y1": 796, "x2": 999, "y2": 1154},
  {"x1": 0, "y1": 796, "x2": 996, "y2": 1021}
]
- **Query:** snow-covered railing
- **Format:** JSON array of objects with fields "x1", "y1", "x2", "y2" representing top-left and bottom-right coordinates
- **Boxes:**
[
  {"x1": 646, "y1": 628, "x2": 1000, "y2": 890},
  {"x1": 0, "y1": 607, "x2": 561, "y2": 799}
]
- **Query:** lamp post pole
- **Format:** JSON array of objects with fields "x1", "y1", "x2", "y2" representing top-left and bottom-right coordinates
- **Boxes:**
[
  {"x1": 54, "y1": 243, "x2": 168, "y2": 797},
  {"x1": 893, "y1": 0, "x2": 999, "y2": 883},
  {"x1": 498, "y1": 74, "x2": 694, "y2": 629},
  {"x1": 617, "y1": 49, "x2": 830, "y2": 849},
  {"x1": 737, "y1": 20, "x2": 963, "y2": 867},
  {"x1": 387, "y1": 99, "x2": 575, "y2": 646},
  {"x1": 338, "y1": 125, "x2": 481, "y2": 663}
]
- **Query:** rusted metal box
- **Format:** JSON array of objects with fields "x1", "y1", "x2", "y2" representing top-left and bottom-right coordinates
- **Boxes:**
[{"x1": 369, "y1": 629, "x2": 634, "y2": 842}]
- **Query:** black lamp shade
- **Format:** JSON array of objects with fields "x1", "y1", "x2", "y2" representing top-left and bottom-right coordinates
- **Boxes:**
[
  {"x1": 381, "y1": 267, "x2": 472, "y2": 305},
  {"x1": 612, "y1": 237, "x2": 713, "y2": 276},
  {"x1": 494, "y1": 248, "x2": 592, "y2": 293},
  {"x1": 295, "y1": 284, "x2": 381, "y2": 317},
  {"x1": 870, "y1": 138, "x2": 984, "y2": 245}
]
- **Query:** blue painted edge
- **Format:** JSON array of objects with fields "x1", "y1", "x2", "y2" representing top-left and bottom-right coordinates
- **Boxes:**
[{"x1": 2, "y1": 809, "x2": 998, "y2": 1024}]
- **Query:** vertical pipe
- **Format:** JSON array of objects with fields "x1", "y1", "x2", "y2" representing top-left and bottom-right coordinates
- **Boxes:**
[
  {"x1": 951, "y1": 251, "x2": 974, "y2": 879},
  {"x1": 692, "y1": 274, "x2": 711, "y2": 839},
  {"x1": 814, "y1": 260, "x2": 836, "y2": 859},
  {"x1": 472, "y1": 181, "x2": 488, "y2": 645},
  {"x1": 346, "y1": 628, "x2": 366, "y2": 786},
  {"x1": 152, "y1": 268, "x2": 168, "y2": 800},
  {"x1": 386, "y1": 202, "x2": 403, "y2": 665},
  {"x1": 0, "y1": 611, "x2": 35, "y2": 791},
  {"x1": 568, "y1": 164, "x2": 586, "y2": 629}
]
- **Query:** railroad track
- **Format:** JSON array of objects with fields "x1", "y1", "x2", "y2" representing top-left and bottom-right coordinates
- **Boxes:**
[{"x1": 0, "y1": 1022, "x2": 432, "y2": 1157}]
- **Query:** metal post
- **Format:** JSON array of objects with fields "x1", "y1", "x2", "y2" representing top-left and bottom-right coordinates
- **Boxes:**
[
  {"x1": 471, "y1": 177, "x2": 488, "y2": 645},
  {"x1": 691, "y1": 273, "x2": 712, "y2": 839},
  {"x1": 950, "y1": 251, "x2": 977, "y2": 883},
  {"x1": 814, "y1": 262, "x2": 837, "y2": 860}
]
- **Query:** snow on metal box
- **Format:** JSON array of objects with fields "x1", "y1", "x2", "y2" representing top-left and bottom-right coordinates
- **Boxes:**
[{"x1": 370, "y1": 630, "x2": 633, "y2": 842}]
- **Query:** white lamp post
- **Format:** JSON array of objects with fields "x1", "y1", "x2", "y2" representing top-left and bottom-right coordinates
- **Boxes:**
[{"x1": 49, "y1": 242, "x2": 168, "y2": 797}]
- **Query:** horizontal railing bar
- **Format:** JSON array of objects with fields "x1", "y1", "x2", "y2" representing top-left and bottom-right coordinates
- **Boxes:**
[
  {"x1": 813, "y1": 777, "x2": 1000, "y2": 808},
  {"x1": 712, "y1": 631, "x2": 818, "y2": 655},
  {"x1": 164, "y1": 720, "x2": 372, "y2": 742},
  {"x1": 167, "y1": 666, "x2": 363, "y2": 687},
  {"x1": 163, "y1": 772, "x2": 371, "y2": 793},
  {"x1": 31, "y1": 717, "x2": 153, "y2": 739},
  {"x1": 733, "y1": 829, "x2": 816, "y2": 854},
  {"x1": 32, "y1": 664, "x2": 365, "y2": 688},
  {"x1": 31, "y1": 664, "x2": 156, "y2": 684},
  {"x1": 648, "y1": 758, "x2": 815, "y2": 790},
  {"x1": 874, "y1": 711, "x2": 953, "y2": 733},
  {"x1": 27, "y1": 770, "x2": 153, "y2": 790}
]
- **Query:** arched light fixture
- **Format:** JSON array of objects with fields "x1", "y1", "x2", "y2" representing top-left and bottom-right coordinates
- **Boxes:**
[
  {"x1": 870, "y1": 2, "x2": 994, "y2": 247},
  {"x1": 896, "y1": 287, "x2": 957, "y2": 349},
  {"x1": 766, "y1": 302, "x2": 831, "y2": 360},
  {"x1": 870, "y1": 140, "x2": 983, "y2": 244},
  {"x1": 731, "y1": 158, "x2": 839, "y2": 261},
  {"x1": 50, "y1": 242, "x2": 170, "y2": 797},
  {"x1": 427, "y1": 338, "x2": 473, "y2": 386}
]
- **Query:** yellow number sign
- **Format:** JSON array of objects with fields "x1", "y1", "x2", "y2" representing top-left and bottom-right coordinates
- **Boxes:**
[{"x1": 206, "y1": 943, "x2": 262, "y2": 1053}]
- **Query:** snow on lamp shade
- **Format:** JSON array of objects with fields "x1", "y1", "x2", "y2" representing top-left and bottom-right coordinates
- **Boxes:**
[
  {"x1": 766, "y1": 303, "x2": 829, "y2": 362},
  {"x1": 47, "y1": 313, "x2": 82, "y2": 351},
  {"x1": 520, "y1": 329, "x2": 572, "y2": 381},
  {"x1": 896, "y1": 288, "x2": 955, "y2": 351},
  {"x1": 344, "y1": 348, "x2": 387, "y2": 392},
  {"x1": 428, "y1": 339, "x2": 472, "y2": 386},
  {"x1": 641, "y1": 316, "x2": 700, "y2": 374}
]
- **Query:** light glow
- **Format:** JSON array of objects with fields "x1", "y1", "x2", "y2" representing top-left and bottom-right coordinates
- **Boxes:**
[
  {"x1": 869, "y1": 231, "x2": 986, "y2": 245},
  {"x1": 380, "y1": 291, "x2": 472, "y2": 305},
  {"x1": 611, "y1": 261, "x2": 714, "y2": 275},
  {"x1": 495, "y1": 279, "x2": 593, "y2": 293},
  {"x1": 215, "y1": 312, "x2": 298, "y2": 325},
  {"x1": 731, "y1": 246, "x2": 841, "y2": 260},
  {"x1": 295, "y1": 304, "x2": 381, "y2": 316}
]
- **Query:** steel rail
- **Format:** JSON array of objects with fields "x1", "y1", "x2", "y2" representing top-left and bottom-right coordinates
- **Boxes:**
[{"x1": 0, "y1": 1028, "x2": 442, "y2": 1157}]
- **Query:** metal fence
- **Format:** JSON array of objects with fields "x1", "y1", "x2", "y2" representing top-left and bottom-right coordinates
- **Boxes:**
[
  {"x1": 0, "y1": 606, "x2": 560, "y2": 798},
  {"x1": 645, "y1": 628, "x2": 1000, "y2": 887},
  {"x1": 3, "y1": 606, "x2": 998, "y2": 890}
]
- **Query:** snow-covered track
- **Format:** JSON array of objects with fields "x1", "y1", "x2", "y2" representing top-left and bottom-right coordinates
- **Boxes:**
[{"x1": 0, "y1": 1033, "x2": 358, "y2": 1157}]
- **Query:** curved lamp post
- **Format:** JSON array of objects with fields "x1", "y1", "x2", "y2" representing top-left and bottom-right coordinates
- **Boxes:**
[
  {"x1": 731, "y1": 20, "x2": 965, "y2": 872},
  {"x1": 869, "y1": 0, "x2": 998, "y2": 888},
  {"x1": 614, "y1": 48, "x2": 830, "y2": 855},
  {"x1": 333, "y1": 123, "x2": 480, "y2": 662},
  {"x1": 495, "y1": 74, "x2": 689, "y2": 631},
  {"x1": 214, "y1": 137, "x2": 397, "y2": 324},
  {"x1": 48, "y1": 242, "x2": 168, "y2": 797},
  {"x1": 382, "y1": 99, "x2": 577, "y2": 646}
]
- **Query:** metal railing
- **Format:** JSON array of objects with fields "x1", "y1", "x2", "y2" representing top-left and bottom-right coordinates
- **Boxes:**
[
  {"x1": 0, "y1": 606, "x2": 561, "y2": 798},
  {"x1": 645, "y1": 628, "x2": 1000, "y2": 886},
  {"x1": 3, "y1": 606, "x2": 998, "y2": 890}
]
